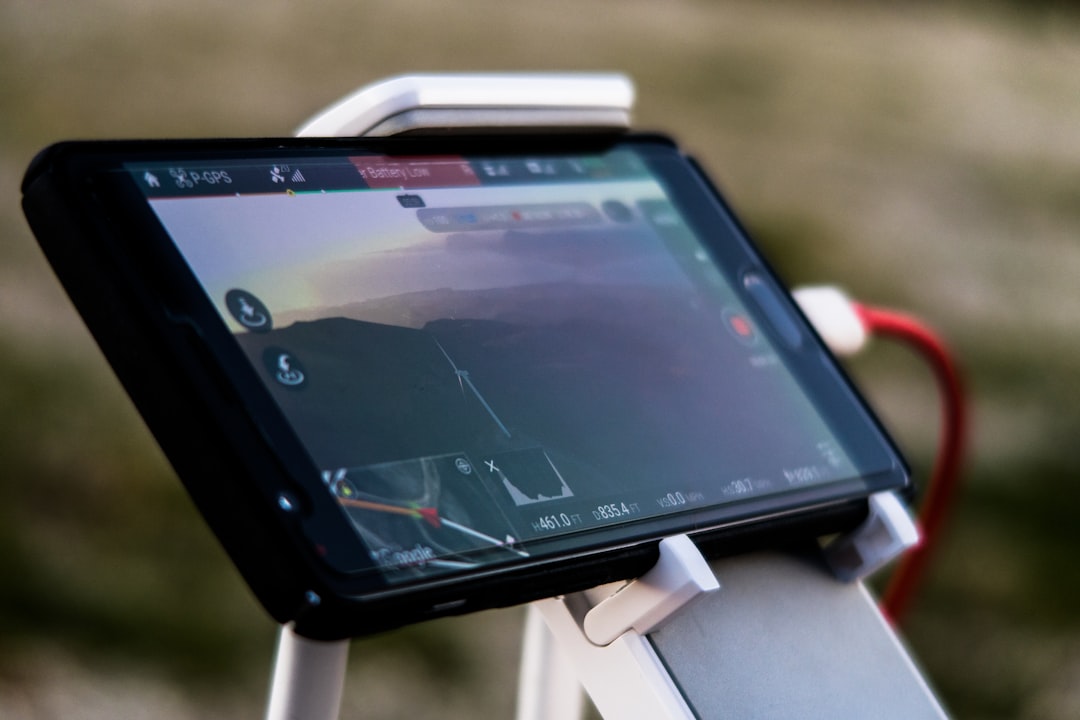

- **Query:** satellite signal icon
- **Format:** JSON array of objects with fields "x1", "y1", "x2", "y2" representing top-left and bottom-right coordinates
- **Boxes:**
[{"x1": 290, "y1": 168, "x2": 306, "y2": 183}]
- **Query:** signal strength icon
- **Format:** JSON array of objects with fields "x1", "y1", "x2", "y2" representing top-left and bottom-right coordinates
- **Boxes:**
[{"x1": 290, "y1": 168, "x2": 306, "y2": 183}]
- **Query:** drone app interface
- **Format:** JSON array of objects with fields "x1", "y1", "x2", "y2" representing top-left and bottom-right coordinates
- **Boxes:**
[{"x1": 133, "y1": 148, "x2": 864, "y2": 582}]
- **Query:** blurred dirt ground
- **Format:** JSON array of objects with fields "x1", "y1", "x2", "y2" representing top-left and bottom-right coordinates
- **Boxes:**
[{"x1": 2, "y1": 1, "x2": 1079, "y2": 718}]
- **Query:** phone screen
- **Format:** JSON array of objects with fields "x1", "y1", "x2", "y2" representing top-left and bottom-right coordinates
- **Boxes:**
[{"x1": 121, "y1": 143, "x2": 897, "y2": 585}]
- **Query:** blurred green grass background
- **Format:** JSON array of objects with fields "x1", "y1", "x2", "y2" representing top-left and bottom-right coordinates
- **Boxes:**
[{"x1": 1, "y1": 1, "x2": 1079, "y2": 717}]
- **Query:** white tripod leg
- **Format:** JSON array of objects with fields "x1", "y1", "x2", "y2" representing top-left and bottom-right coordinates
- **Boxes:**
[
  {"x1": 265, "y1": 624, "x2": 350, "y2": 720},
  {"x1": 515, "y1": 604, "x2": 586, "y2": 720}
]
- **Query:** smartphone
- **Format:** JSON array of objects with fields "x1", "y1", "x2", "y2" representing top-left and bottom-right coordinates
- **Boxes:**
[{"x1": 21, "y1": 134, "x2": 908, "y2": 639}]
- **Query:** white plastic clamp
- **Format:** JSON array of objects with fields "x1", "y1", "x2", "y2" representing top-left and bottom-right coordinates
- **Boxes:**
[
  {"x1": 583, "y1": 534, "x2": 720, "y2": 646},
  {"x1": 295, "y1": 72, "x2": 635, "y2": 137},
  {"x1": 525, "y1": 535, "x2": 719, "y2": 720},
  {"x1": 824, "y1": 491, "x2": 920, "y2": 582}
]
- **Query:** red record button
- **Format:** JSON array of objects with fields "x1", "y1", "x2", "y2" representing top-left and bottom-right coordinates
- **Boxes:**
[{"x1": 724, "y1": 308, "x2": 758, "y2": 345}]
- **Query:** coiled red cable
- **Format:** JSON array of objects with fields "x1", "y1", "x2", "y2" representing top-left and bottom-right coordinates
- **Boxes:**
[{"x1": 854, "y1": 304, "x2": 969, "y2": 625}]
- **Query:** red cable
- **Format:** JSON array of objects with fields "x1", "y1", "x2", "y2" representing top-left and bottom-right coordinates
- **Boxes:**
[{"x1": 854, "y1": 304, "x2": 968, "y2": 625}]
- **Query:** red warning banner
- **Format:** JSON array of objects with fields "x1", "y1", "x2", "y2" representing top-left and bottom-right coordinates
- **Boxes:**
[{"x1": 348, "y1": 156, "x2": 481, "y2": 189}]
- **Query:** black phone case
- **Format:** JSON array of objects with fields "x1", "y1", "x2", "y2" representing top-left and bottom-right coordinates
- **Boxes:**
[{"x1": 21, "y1": 138, "x2": 880, "y2": 639}]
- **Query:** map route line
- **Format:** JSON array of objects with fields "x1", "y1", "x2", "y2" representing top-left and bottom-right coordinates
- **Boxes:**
[
  {"x1": 439, "y1": 518, "x2": 529, "y2": 557},
  {"x1": 337, "y1": 496, "x2": 529, "y2": 556},
  {"x1": 338, "y1": 497, "x2": 441, "y2": 527}
]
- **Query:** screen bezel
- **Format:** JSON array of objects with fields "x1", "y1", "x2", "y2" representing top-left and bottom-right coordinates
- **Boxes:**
[{"x1": 28, "y1": 134, "x2": 908, "y2": 635}]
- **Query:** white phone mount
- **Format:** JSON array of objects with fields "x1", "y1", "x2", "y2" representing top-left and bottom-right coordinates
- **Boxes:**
[
  {"x1": 265, "y1": 72, "x2": 944, "y2": 720},
  {"x1": 518, "y1": 491, "x2": 928, "y2": 720}
]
